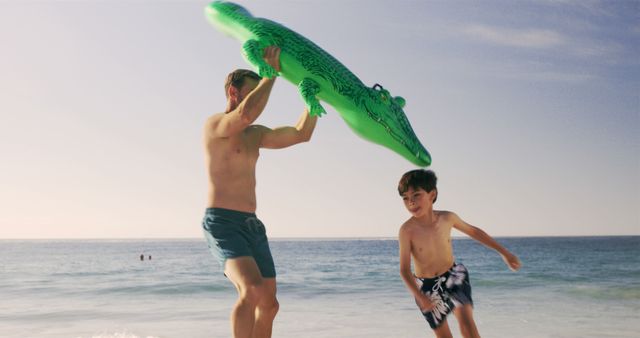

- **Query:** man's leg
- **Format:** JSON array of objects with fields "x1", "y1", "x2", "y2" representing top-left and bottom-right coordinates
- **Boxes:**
[
  {"x1": 224, "y1": 257, "x2": 268, "y2": 338},
  {"x1": 453, "y1": 304, "x2": 480, "y2": 338},
  {"x1": 252, "y1": 277, "x2": 279, "y2": 338}
]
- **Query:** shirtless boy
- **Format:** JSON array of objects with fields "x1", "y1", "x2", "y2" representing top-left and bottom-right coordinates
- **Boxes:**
[{"x1": 397, "y1": 169, "x2": 521, "y2": 338}]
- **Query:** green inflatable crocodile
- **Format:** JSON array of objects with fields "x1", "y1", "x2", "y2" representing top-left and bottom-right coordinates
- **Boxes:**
[{"x1": 205, "y1": 1, "x2": 431, "y2": 166}]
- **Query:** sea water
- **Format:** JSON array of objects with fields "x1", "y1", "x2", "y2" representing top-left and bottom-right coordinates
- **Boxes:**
[{"x1": 1, "y1": 237, "x2": 638, "y2": 338}]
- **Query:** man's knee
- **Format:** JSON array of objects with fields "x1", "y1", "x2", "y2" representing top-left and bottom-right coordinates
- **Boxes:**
[
  {"x1": 260, "y1": 297, "x2": 279, "y2": 316},
  {"x1": 239, "y1": 281, "x2": 268, "y2": 306},
  {"x1": 253, "y1": 296, "x2": 279, "y2": 322}
]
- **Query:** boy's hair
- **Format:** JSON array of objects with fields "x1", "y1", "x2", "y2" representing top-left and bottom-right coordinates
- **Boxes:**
[
  {"x1": 398, "y1": 169, "x2": 438, "y2": 203},
  {"x1": 224, "y1": 69, "x2": 261, "y2": 98}
]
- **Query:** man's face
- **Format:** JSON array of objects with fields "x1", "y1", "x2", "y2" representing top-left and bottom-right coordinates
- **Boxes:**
[{"x1": 401, "y1": 186, "x2": 433, "y2": 217}]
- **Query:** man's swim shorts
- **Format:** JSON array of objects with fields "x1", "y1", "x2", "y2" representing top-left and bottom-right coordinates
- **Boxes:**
[
  {"x1": 202, "y1": 208, "x2": 276, "y2": 278},
  {"x1": 415, "y1": 263, "x2": 473, "y2": 329}
]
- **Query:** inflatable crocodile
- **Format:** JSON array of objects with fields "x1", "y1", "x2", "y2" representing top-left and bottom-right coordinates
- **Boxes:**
[{"x1": 205, "y1": 1, "x2": 431, "y2": 166}]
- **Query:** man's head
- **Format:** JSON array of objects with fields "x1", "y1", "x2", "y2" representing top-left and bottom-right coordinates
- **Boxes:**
[
  {"x1": 398, "y1": 169, "x2": 438, "y2": 204},
  {"x1": 224, "y1": 69, "x2": 261, "y2": 105}
]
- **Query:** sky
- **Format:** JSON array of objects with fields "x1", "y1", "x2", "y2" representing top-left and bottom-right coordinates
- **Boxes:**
[{"x1": 1, "y1": 0, "x2": 638, "y2": 239}]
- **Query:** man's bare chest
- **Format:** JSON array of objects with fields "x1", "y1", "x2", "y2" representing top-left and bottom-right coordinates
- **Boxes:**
[{"x1": 215, "y1": 136, "x2": 259, "y2": 162}]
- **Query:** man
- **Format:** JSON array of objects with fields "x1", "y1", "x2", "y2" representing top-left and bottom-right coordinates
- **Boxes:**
[{"x1": 202, "y1": 46, "x2": 318, "y2": 338}]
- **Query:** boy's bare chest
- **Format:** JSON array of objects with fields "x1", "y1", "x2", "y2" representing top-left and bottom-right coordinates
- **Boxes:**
[
  {"x1": 410, "y1": 224, "x2": 454, "y2": 277},
  {"x1": 411, "y1": 224, "x2": 451, "y2": 254}
]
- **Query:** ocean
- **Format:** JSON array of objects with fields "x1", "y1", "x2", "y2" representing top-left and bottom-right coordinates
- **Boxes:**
[{"x1": 0, "y1": 237, "x2": 638, "y2": 338}]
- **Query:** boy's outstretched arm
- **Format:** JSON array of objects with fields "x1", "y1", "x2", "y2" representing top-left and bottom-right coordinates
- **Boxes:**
[
  {"x1": 398, "y1": 225, "x2": 434, "y2": 311},
  {"x1": 451, "y1": 212, "x2": 522, "y2": 271}
]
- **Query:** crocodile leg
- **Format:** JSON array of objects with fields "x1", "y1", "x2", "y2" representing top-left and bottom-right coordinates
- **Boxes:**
[
  {"x1": 242, "y1": 39, "x2": 278, "y2": 79},
  {"x1": 298, "y1": 78, "x2": 326, "y2": 117}
]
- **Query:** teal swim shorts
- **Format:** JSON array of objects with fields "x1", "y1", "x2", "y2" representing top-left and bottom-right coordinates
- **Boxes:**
[{"x1": 202, "y1": 208, "x2": 276, "y2": 278}]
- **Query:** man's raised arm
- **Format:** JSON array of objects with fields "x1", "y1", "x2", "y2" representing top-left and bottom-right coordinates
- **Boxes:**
[
  {"x1": 258, "y1": 108, "x2": 318, "y2": 149},
  {"x1": 213, "y1": 46, "x2": 282, "y2": 138}
]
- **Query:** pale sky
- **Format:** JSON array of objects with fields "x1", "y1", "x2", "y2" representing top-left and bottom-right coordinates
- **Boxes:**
[{"x1": 1, "y1": 0, "x2": 638, "y2": 239}]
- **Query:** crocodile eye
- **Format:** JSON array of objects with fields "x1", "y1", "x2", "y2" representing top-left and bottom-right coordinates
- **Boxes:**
[{"x1": 394, "y1": 96, "x2": 406, "y2": 108}]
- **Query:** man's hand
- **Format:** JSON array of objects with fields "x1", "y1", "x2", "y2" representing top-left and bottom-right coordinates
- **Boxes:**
[
  {"x1": 416, "y1": 292, "x2": 435, "y2": 312},
  {"x1": 502, "y1": 251, "x2": 522, "y2": 271},
  {"x1": 263, "y1": 46, "x2": 281, "y2": 73}
]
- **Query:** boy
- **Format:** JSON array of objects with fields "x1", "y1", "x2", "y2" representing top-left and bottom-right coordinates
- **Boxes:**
[{"x1": 397, "y1": 169, "x2": 521, "y2": 338}]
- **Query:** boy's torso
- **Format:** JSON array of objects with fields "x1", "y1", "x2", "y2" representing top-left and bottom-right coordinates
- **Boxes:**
[{"x1": 408, "y1": 210, "x2": 455, "y2": 278}]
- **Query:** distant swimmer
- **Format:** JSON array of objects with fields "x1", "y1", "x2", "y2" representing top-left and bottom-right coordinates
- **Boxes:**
[
  {"x1": 140, "y1": 254, "x2": 144, "y2": 261},
  {"x1": 148, "y1": 255, "x2": 152, "y2": 260}
]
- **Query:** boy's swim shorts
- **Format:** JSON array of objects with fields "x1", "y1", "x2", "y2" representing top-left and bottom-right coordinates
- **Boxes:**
[{"x1": 415, "y1": 263, "x2": 473, "y2": 329}]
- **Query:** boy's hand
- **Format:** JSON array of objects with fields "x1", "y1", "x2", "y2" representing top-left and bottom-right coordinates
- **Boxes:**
[
  {"x1": 263, "y1": 46, "x2": 281, "y2": 73},
  {"x1": 415, "y1": 293, "x2": 435, "y2": 312},
  {"x1": 502, "y1": 251, "x2": 521, "y2": 271}
]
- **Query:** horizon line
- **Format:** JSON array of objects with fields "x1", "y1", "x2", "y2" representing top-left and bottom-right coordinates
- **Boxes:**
[{"x1": 1, "y1": 234, "x2": 638, "y2": 241}]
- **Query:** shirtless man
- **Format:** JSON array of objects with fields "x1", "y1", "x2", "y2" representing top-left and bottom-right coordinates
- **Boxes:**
[
  {"x1": 397, "y1": 169, "x2": 521, "y2": 338},
  {"x1": 202, "y1": 46, "x2": 318, "y2": 338}
]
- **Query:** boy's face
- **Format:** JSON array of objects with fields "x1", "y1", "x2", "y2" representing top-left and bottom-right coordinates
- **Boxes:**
[{"x1": 401, "y1": 186, "x2": 435, "y2": 217}]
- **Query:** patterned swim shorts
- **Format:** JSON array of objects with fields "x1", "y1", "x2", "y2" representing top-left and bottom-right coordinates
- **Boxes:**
[{"x1": 415, "y1": 263, "x2": 473, "y2": 329}]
